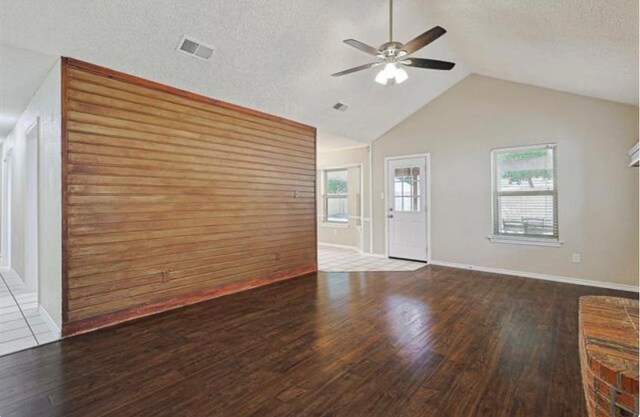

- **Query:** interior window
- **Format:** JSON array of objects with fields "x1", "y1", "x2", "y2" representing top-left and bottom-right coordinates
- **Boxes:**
[{"x1": 323, "y1": 169, "x2": 348, "y2": 222}]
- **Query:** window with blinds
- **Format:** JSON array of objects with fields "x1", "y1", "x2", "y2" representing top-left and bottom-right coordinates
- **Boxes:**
[
  {"x1": 323, "y1": 169, "x2": 348, "y2": 223},
  {"x1": 491, "y1": 144, "x2": 558, "y2": 240}
]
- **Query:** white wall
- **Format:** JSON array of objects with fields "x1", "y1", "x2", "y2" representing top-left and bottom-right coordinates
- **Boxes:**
[
  {"x1": 2, "y1": 59, "x2": 62, "y2": 328},
  {"x1": 371, "y1": 75, "x2": 639, "y2": 287},
  {"x1": 317, "y1": 146, "x2": 371, "y2": 252}
]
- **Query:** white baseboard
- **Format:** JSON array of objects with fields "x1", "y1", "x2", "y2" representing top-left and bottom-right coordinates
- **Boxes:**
[
  {"x1": 38, "y1": 305, "x2": 61, "y2": 339},
  {"x1": 0, "y1": 266, "x2": 18, "y2": 277},
  {"x1": 365, "y1": 253, "x2": 389, "y2": 259},
  {"x1": 0, "y1": 267, "x2": 62, "y2": 337},
  {"x1": 318, "y1": 243, "x2": 389, "y2": 259},
  {"x1": 429, "y1": 260, "x2": 639, "y2": 293},
  {"x1": 318, "y1": 243, "x2": 361, "y2": 252}
]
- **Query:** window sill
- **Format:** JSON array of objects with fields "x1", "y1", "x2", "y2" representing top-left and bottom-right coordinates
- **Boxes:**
[
  {"x1": 321, "y1": 222, "x2": 350, "y2": 229},
  {"x1": 487, "y1": 235, "x2": 563, "y2": 247}
]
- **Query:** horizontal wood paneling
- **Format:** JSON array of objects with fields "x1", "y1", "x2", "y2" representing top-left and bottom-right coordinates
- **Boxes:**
[
  {"x1": 67, "y1": 225, "x2": 315, "y2": 255},
  {"x1": 61, "y1": 58, "x2": 317, "y2": 334}
]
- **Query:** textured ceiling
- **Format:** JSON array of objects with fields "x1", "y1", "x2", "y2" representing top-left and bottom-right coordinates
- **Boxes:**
[
  {"x1": 317, "y1": 130, "x2": 368, "y2": 153},
  {"x1": 420, "y1": 0, "x2": 638, "y2": 105},
  {"x1": 0, "y1": 44, "x2": 57, "y2": 137},
  {"x1": 0, "y1": 0, "x2": 468, "y2": 143},
  {"x1": 0, "y1": 1, "x2": 636, "y2": 148}
]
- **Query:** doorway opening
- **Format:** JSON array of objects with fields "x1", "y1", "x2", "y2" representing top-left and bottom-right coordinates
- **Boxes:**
[
  {"x1": 315, "y1": 154, "x2": 425, "y2": 273},
  {"x1": 0, "y1": 118, "x2": 59, "y2": 356}
]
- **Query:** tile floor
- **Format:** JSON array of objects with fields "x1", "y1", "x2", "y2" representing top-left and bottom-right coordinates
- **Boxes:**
[
  {"x1": 318, "y1": 245, "x2": 426, "y2": 272},
  {"x1": 0, "y1": 269, "x2": 59, "y2": 356}
]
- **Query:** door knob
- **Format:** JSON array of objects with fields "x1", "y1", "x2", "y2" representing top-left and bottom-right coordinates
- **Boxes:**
[{"x1": 388, "y1": 214, "x2": 394, "y2": 218}]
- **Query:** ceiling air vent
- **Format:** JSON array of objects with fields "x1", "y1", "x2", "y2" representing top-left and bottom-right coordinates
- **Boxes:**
[
  {"x1": 332, "y1": 102, "x2": 349, "y2": 112},
  {"x1": 177, "y1": 36, "x2": 214, "y2": 61}
]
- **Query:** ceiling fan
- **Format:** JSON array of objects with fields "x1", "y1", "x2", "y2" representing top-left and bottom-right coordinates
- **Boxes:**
[{"x1": 332, "y1": 0, "x2": 455, "y2": 86}]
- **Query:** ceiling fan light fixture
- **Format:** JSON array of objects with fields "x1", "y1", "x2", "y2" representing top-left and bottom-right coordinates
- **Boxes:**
[
  {"x1": 332, "y1": 0, "x2": 454, "y2": 83},
  {"x1": 394, "y1": 67, "x2": 408, "y2": 84},
  {"x1": 375, "y1": 69, "x2": 389, "y2": 85},
  {"x1": 382, "y1": 62, "x2": 397, "y2": 78},
  {"x1": 374, "y1": 63, "x2": 408, "y2": 86}
]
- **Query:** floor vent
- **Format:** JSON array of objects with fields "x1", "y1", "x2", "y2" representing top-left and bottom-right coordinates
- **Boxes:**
[
  {"x1": 333, "y1": 102, "x2": 349, "y2": 112},
  {"x1": 177, "y1": 36, "x2": 214, "y2": 61}
]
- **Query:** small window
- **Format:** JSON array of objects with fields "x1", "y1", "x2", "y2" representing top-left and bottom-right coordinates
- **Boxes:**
[
  {"x1": 491, "y1": 144, "x2": 558, "y2": 241},
  {"x1": 393, "y1": 166, "x2": 422, "y2": 212},
  {"x1": 323, "y1": 169, "x2": 348, "y2": 223}
]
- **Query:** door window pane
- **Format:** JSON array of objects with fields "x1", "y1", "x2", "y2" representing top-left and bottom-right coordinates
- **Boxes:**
[
  {"x1": 394, "y1": 197, "x2": 403, "y2": 212},
  {"x1": 412, "y1": 196, "x2": 421, "y2": 212},
  {"x1": 393, "y1": 166, "x2": 421, "y2": 212}
]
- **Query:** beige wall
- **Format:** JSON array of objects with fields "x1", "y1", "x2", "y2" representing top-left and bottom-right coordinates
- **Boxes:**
[
  {"x1": 372, "y1": 74, "x2": 639, "y2": 287},
  {"x1": 317, "y1": 146, "x2": 371, "y2": 251}
]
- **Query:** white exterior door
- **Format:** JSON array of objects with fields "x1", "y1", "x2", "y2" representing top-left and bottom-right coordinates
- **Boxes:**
[{"x1": 387, "y1": 156, "x2": 427, "y2": 261}]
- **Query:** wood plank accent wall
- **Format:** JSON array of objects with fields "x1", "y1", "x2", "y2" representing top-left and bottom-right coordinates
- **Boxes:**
[{"x1": 61, "y1": 58, "x2": 317, "y2": 335}]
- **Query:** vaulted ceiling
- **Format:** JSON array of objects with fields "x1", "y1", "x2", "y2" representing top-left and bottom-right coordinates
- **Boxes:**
[
  {"x1": 419, "y1": 0, "x2": 638, "y2": 106},
  {"x1": 0, "y1": 0, "x2": 637, "y2": 145},
  {"x1": 0, "y1": 0, "x2": 468, "y2": 143}
]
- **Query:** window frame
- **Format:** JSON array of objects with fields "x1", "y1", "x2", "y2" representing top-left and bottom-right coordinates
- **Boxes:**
[
  {"x1": 489, "y1": 143, "x2": 561, "y2": 246},
  {"x1": 322, "y1": 168, "x2": 349, "y2": 224}
]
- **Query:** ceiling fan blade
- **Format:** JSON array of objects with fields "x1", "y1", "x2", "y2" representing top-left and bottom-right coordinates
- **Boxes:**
[
  {"x1": 404, "y1": 58, "x2": 455, "y2": 71},
  {"x1": 331, "y1": 62, "x2": 380, "y2": 77},
  {"x1": 343, "y1": 39, "x2": 380, "y2": 56},
  {"x1": 402, "y1": 26, "x2": 446, "y2": 55}
]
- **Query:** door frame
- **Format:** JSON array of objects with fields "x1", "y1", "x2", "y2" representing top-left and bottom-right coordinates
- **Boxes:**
[
  {"x1": 2, "y1": 146, "x2": 13, "y2": 268},
  {"x1": 383, "y1": 153, "x2": 431, "y2": 262},
  {"x1": 25, "y1": 119, "x2": 40, "y2": 292}
]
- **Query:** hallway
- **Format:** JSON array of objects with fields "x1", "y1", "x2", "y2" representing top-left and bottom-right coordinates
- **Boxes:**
[{"x1": 0, "y1": 269, "x2": 59, "y2": 356}]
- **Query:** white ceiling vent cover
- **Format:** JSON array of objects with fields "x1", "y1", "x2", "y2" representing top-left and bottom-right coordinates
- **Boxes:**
[{"x1": 177, "y1": 36, "x2": 214, "y2": 61}]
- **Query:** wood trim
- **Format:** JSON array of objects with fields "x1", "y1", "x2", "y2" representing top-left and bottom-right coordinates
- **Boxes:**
[
  {"x1": 63, "y1": 58, "x2": 314, "y2": 132},
  {"x1": 313, "y1": 130, "x2": 319, "y2": 269},
  {"x1": 61, "y1": 58, "x2": 71, "y2": 325},
  {"x1": 62, "y1": 264, "x2": 317, "y2": 336}
]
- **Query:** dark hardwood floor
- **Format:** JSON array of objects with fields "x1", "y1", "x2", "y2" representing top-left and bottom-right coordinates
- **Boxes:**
[{"x1": 0, "y1": 265, "x2": 635, "y2": 417}]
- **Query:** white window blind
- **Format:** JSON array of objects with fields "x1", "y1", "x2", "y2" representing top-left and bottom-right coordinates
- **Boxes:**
[
  {"x1": 492, "y1": 144, "x2": 558, "y2": 240},
  {"x1": 323, "y1": 169, "x2": 348, "y2": 223}
]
